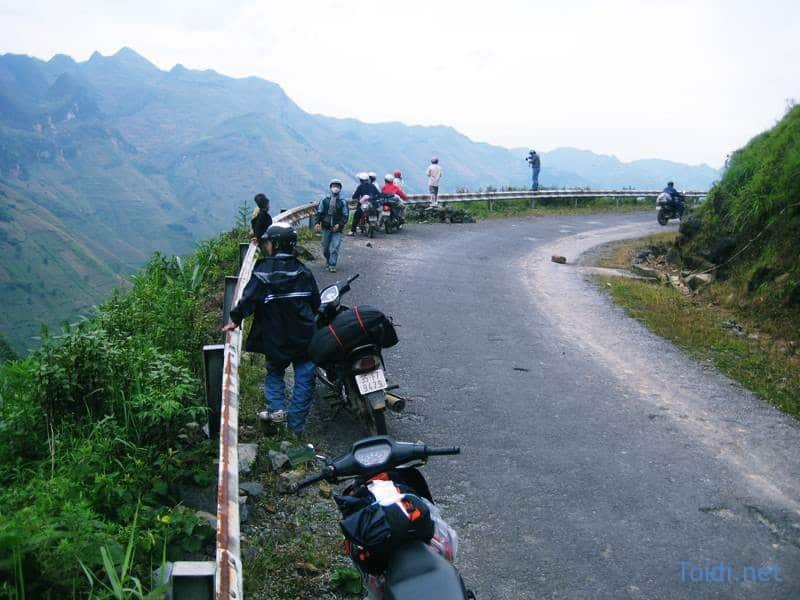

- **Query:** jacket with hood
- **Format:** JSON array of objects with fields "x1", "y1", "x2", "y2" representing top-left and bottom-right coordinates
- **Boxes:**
[{"x1": 229, "y1": 253, "x2": 320, "y2": 364}]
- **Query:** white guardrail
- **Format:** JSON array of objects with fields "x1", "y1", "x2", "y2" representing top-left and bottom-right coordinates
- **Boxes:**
[{"x1": 207, "y1": 188, "x2": 704, "y2": 598}]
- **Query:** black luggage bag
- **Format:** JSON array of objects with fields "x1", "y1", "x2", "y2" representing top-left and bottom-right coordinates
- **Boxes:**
[{"x1": 309, "y1": 305, "x2": 398, "y2": 365}]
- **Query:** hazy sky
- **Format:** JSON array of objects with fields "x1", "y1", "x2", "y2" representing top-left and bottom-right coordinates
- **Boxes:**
[{"x1": 2, "y1": 0, "x2": 799, "y2": 167}]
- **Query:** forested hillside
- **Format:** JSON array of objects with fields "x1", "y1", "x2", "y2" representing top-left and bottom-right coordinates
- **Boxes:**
[{"x1": 0, "y1": 47, "x2": 719, "y2": 352}]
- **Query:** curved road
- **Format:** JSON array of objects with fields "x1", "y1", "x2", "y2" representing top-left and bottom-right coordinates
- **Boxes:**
[{"x1": 305, "y1": 212, "x2": 800, "y2": 599}]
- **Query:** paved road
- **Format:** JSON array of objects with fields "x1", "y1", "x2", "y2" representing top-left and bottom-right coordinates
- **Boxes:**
[{"x1": 305, "y1": 212, "x2": 800, "y2": 599}]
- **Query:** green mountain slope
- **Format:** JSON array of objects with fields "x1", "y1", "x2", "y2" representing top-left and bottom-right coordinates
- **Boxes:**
[
  {"x1": 678, "y1": 104, "x2": 800, "y2": 327},
  {"x1": 0, "y1": 47, "x2": 720, "y2": 353}
]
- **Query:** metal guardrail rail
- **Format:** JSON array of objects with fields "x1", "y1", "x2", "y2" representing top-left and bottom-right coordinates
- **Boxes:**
[
  {"x1": 215, "y1": 201, "x2": 318, "y2": 600},
  {"x1": 209, "y1": 189, "x2": 703, "y2": 598}
]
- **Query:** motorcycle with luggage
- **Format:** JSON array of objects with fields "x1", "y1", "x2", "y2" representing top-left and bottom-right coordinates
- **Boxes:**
[
  {"x1": 292, "y1": 435, "x2": 474, "y2": 599},
  {"x1": 378, "y1": 194, "x2": 405, "y2": 234},
  {"x1": 309, "y1": 274, "x2": 404, "y2": 435},
  {"x1": 355, "y1": 195, "x2": 380, "y2": 238},
  {"x1": 656, "y1": 191, "x2": 686, "y2": 226}
]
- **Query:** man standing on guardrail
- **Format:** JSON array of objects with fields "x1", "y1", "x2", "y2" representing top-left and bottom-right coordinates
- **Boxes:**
[
  {"x1": 223, "y1": 223, "x2": 320, "y2": 434},
  {"x1": 526, "y1": 150, "x2": 541, "y2": 191},
  {"x1": 315, "y1": 179, "x2": 349, "y2": 272},
  {"x1": 427, "y1": 157, "x2": 443, "y2": 207}
]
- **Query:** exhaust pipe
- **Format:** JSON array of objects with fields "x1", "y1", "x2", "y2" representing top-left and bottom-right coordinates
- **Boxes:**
[{"x1": 385, "y1": 392, "x2": 406, "y2": 413}]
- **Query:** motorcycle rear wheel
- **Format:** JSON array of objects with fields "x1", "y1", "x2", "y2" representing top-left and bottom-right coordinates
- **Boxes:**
[
  {"x1": 385, "y1": 221, "x2": 393, "y2": 234},
  {"x1": 368, "y1": 225, "x2": 375, "y2": 238},
  {"x1": 369, "y1": 407, "x2": 387, "y2": 436}
]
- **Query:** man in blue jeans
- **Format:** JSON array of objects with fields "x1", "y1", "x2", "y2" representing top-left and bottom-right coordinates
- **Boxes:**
[
  {"x1": 223, "y1": 223, "x2": 320, "y2": 434},
  {"x1": 315, "y1": 178, "x2": 349, "y2": 272},
  {"x1": 526, "y1": 150, "x2": 541, "y2": 191}
]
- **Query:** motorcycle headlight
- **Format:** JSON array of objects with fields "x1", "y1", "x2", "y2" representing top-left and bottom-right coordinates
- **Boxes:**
[{"x1": 320, "y1": 286, "x2": 339, "y2": 304}]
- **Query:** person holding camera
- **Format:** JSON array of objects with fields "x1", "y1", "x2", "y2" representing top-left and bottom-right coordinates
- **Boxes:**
[{"x1": 526, "y1": 150, "x2": 541, "y2": 191}]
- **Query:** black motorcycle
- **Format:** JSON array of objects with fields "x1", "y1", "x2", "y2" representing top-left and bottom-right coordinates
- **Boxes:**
[
  {"x1": 313, "y1": 274, "x2": 405, "y2": 435},
  {"x1": 379, "y1": 194, "x2": 405, "y2": 234},
  {"x1": 656, "y1": 192, "x2": 686, "y2": 226},
  {"x1": 293, "y1": 435, "x2": 473, "y2": 599},
  {"x1": 355, "y1": 195, "x2": 380, "y2": 238}
]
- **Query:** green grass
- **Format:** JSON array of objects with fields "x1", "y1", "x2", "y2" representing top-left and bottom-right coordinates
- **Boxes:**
[
  {"x1": 598, "y1": 275, "x2": 800, "y2": 418},
  {"x1": 440, "y1": 196, "x2": 652, "y2": 221}
]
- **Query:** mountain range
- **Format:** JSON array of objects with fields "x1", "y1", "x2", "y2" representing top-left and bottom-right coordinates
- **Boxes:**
[{"x1": 0, "y1": 47, "x2": 720, "y2": 352}]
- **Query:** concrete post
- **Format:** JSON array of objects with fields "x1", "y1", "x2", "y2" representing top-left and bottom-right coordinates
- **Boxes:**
[
  {"x1": 223, "y1": 277, "x2": 238, "y2": 327},
  {"x1": 203, "y1": 345, "x2": 225, "y2": 439}
]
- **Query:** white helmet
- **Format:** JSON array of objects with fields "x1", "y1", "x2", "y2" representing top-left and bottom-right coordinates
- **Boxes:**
[
  {"x1": 356, "y1": 172, "x2": 369, "y2": 181},
  {"x1": 384, "y1": 173, "x2": 394, "y2": 183}
]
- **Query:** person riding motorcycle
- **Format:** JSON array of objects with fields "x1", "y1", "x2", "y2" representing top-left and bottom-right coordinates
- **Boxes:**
[
  {"x1": 393, "y1": 170, "x2": 404, "y2": 190},
  {"x1": 350, "y1": 172, "x2": 381, "y2": 236},
  {"x1": 662, "y1": 181, "x2": 686, "y2": 217},
  {"x1": 381, "y1": 173, "x2": 408, "y2": 200}
]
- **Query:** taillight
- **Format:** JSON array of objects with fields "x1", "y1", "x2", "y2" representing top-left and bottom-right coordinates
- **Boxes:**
[
  {"x1": 383, "y1": 205, "x2": 391, "y2": 211},
  {"x1": 353, "y1": 355, "x2": 379, "y2": 371}
]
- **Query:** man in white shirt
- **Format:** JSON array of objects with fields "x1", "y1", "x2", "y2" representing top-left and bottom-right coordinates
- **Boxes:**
[{"x1": 426, "y1": 157, "x2": 443, "y2": 207}]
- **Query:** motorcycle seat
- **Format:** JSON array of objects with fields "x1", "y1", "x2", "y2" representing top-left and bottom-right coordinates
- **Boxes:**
[{"x1": 384, "y1": 542, "x2": 464, "y2": 600}]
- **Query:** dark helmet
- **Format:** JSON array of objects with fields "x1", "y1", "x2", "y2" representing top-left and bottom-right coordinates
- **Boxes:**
[
  {"x1": 254, "y1": 193, "x2": 270, "y2": 209},
  {"x1": 667, "y1": 181, "x2": 674, "y2": 187},
  {"x1": 431, "y1": 156, "x2": 439, "y2": 164},
  {"x1": 262, "y1": 222, "x2": 297, "y2": 252}
]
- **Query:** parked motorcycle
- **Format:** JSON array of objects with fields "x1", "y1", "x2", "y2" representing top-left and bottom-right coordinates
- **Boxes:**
[
  {"x1": 312, "y1": 274, "x2": 404, "y2": 435},
  {"x1": 656, "y1": 192, "x2": 686, "y2": 226},
  {"x1": 292, "y1": 435, "x2": 473, "y2": 599},
  {"x1": 378, "y1": 194, "x2": 405, "y2": 234},
  {"x1": 355, "y1": 196, "x2": 380, "y2": 238}
]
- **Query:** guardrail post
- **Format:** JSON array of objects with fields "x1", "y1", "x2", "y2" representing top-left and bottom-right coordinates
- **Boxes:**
[
  {"x1": 307, "y1": 214, "x2": 314, "y2": 229},
  {"x1": 487, "y1": 198, "x2": 493, "y2": 211},
  {"x1": 157, "y1": 561, "x2": 215, "y2": 600},
  {"x1": 223, "y1": 277, "x2": 238, "y2": 327},
  {"x1": 203, "y1": 345, "x2": 225, "y2": 439},
  {"x1": 238, "y1": 243, "x2": 249, "y2": 270},
  {"x1": 529, "y1": 196, "x2": 535, "y2": 209}
]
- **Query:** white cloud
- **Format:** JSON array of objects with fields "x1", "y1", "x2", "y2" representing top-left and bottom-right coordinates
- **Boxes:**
[{"x1": 1, "y1": 0, "x2": 798, "y2": 166}]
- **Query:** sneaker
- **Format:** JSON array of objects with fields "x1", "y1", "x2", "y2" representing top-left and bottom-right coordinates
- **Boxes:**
[
  {"x1": 328, "y1": 266, "x2": 337, "y2": 273},
  {"x1": 257, "y1": 409, "x2": 286, "y2": 423}
]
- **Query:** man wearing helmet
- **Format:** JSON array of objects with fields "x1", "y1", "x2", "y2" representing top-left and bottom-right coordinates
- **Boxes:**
[
  {"x1": 223, "y1": 223, "x2": 321, "y2": 434},
  {"x1": 315, "y1": 179, "x2": 349, "y2": 272},
  {"x1": 393, "y1": 170, "x2": 404, "y2": 190},
  {"x1": 426, "y1": 157, "x2": 443, "y2": 207},
  {"x1": 662, "y1": 181, "x2": 686, "y2": 217},
  {"x1": 349, "y1": 172, "x2": 381, "y2": 236}
]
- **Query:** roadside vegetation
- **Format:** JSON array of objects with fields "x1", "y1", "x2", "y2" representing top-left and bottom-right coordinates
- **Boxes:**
[
  {"x1": 0, "y1": 225, "x2": 247, "y2": 597},
  {"x1": 594, "y1": 105, "x2": 800, "y2": 418},
  {"x1": 445, "y1": 194, "x2": 652, "y2": 221}
]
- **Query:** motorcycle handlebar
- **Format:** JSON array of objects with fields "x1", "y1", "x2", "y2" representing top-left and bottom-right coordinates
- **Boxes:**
[
  {"x1": 425, "y1": 446, "x2": 461, "y2": 456},
  {"x1": 291, "y1": 466, "x2": 334, "y2": 493}
]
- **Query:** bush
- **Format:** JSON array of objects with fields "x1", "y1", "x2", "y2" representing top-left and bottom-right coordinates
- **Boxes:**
[{"x1": 0, "y1": 226, "x2": 246, "y2": 596}]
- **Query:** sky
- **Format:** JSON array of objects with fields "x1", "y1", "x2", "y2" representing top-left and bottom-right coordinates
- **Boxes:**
[{"x1": 1, "y1": 0, "x2": 799, "y2": 167}]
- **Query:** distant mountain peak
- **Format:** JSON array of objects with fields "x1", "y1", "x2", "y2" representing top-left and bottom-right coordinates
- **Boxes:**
[{"x1": 85, "y1": 47, "x2": 158, "y2": 71}]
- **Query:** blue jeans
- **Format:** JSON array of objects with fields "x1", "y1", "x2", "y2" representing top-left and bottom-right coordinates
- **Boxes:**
[
  {"x1": 264, "y1": 360, "x2": 316, "y2": 433},
  {"x1": 531, "y1": 167, "x2": 540, "y2": 191},
  {"x1": 321, "y1": 229, "x2": 343, "y2": 267}
]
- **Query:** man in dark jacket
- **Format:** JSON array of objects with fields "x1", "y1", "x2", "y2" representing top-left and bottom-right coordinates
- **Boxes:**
[
  {"x1": 349, "y1": 172, "x2": 381, "y2": 236},
  {"x1": 662, "y1": 181, "x2": 686, "y2": 216},
  {"x1": 526, "y1": 150, "x2": 541, "y2": 191},
  {"x1": 315, "y1": 178, "x2": 349, "y2": 272},
  {"x1": 250, "y1": 193, "x2": 272, "y2": 241},
  {"x1": 223, "y1": 223, "x2": 320, "y2": 433}
]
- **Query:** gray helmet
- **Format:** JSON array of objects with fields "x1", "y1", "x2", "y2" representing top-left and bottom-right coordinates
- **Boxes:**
[
  {"x1": 329, "y1": 178, "x2": 342, "y2": 188},
  {"x1": 261, "y1": 222, "x2": 297, "y2": 251}
]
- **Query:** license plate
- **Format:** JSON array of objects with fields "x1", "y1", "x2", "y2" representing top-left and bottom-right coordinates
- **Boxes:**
[
  {"x1": 355, "y1": 368, "x2": 387, "y2": 395},
  {"x1": 382, "y1": 210, "x2": 390, "y2": 216},
  {"x1": 369, "y1": 216, "x2": 378, "y2": 223}
]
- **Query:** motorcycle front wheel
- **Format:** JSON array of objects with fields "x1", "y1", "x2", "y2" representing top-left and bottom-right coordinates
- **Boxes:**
[{"x1": 656, "y1": 208, "x2": 669, "y2": 226}]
